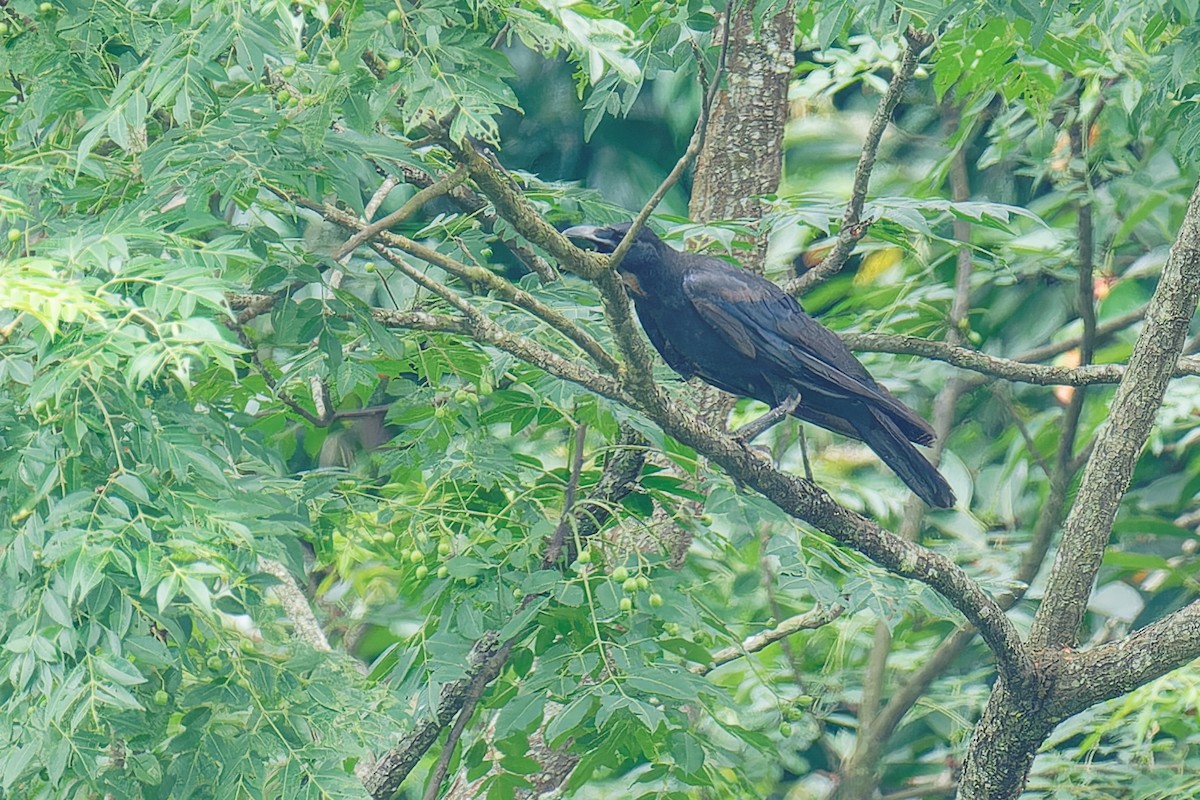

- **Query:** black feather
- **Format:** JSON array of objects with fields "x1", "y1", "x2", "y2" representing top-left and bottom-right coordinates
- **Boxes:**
[{"x1": 565, "y1": 222, "x2": 955, "y2": 508}]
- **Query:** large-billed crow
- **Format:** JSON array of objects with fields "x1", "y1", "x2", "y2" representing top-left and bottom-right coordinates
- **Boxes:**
[{"x1": 564, "y1": 222, "x2": 955, "y2": 508}]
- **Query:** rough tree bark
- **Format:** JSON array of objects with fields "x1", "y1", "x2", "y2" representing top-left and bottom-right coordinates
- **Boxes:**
[
  {"x1": 689, "y1": 1, "x2": 794, "y2": 432},
  {"x1": 955, "y1": 179, "x2": 1200, "y2": 800},
  {"x1": 689, "y1": 0, "x2": 794, "y2": 270}
]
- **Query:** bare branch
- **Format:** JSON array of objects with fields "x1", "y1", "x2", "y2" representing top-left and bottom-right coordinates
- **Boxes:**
[
  {"x1": 309, "y1": 199, "x2": 621, "y2": 374},
  {"x1": 842, "y1": 331, "x2": 1200, "y2": 385},
  {"x1": 786, "y1": 29, "x2": 933, "y2": 295},
  {"x1": 333, "y1": 166, "x2": 468, "y2": 261},
  {"x1": 1030, "y1": 179, "x2": 1200, "y2": 650},
  {"x1": 692, "y1": 604, "x2": 846, "y2": 674}
]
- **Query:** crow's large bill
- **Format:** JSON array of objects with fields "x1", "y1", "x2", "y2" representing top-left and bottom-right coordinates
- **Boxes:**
[{"x1": 565, "y1": 222, "x2": 955, "y2": 508}]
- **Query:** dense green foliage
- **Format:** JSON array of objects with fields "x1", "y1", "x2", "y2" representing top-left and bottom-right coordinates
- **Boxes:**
[{"x1": 1, "y1": 0, "x2": 1198, "y2": 798}]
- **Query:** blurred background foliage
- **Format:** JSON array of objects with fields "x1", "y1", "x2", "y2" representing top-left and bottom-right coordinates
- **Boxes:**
[{"x1": 1, "y1": 0, "x2": 1198, "y2": 798}]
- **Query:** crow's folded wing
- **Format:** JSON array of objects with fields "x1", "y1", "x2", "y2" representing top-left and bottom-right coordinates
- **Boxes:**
[{"x1": 681, "y1": 265, "x2": 935, "y2": 445}]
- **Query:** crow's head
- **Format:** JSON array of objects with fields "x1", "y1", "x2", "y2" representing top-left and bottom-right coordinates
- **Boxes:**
[{"x1": 563, "y1": 222, "x2": 667, "y2": 292}]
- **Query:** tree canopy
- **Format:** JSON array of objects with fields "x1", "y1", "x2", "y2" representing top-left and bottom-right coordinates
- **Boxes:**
[{"x1": 1, "y1": 1, "x2": 1199, "y2": 799}]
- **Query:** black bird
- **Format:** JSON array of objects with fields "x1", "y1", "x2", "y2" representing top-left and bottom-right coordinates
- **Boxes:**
[{"x1": 564, "y1": 222, "x2": 955, "y2": 508}]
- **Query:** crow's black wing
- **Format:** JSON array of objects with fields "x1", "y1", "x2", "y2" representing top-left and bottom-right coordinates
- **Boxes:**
[
  {"x1": 681, "y1": 264, "x2": 936, "y2": 445},
  {"x1": 638, "y1": 310, "x2": 697, "y2": 380}
]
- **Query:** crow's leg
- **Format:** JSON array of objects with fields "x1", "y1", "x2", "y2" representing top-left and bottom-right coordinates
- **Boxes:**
[{"x1": 731, "y1": 393, "x2": 802, "y2": 444}]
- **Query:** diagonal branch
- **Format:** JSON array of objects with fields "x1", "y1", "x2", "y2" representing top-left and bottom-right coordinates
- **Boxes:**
[
  {"x1": 786, "y1": 29, "x2": 934, "y2": 296},
  {"x1": 1030, "y1": 179, "x2": 1200, "y2": 650},
  {"x1": 692, "y1": 603, "x2": 845, "y2": 675},
  {"x1": 333, "y1": 166, "x2": 468, "y2": 260},
  {"x1": 305, "y1": 198, "x2": 621, "y2": 374}
]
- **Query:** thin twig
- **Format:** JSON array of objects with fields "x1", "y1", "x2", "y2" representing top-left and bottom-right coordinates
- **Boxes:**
[
  {"x1": 605, "y1": 4, "x2": 733, "y2": 273},
  {"x1": 334, "y1": 167, "x2": 468, "y2": 260},
  {"x1": 786, "y1": 29, "x2": 933, "y2": 295},
  {"x1": 544, "y1": 423, "x2": 590, "y2": 567},
  {"x1": 305, "y1": 197, "x2": 620, "y2": 374},
  {"x1": 692, "y1": 604, "x2": 845, "y2": 674},
  {"x1": 992, "y1": 389, "x2": 1054, "y2": 478}
]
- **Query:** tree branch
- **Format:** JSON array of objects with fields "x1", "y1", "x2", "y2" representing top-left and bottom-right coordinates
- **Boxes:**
[
  {"x1": 842, "y1": 332, "x2": 1200, "y2": 385},
  {"x1": 333, "y1": 166, "x2": 468, "y2": 261},
  {"x1": 1053, "y1": 598, "x2": 1200, "y2": 717},
  {"x1": 304, "y1": 198, "x2": 620, "y2": 374},
  {"x1": 1030, "y1": 178, "x2": 1200, "y2": 650},
  {"x1": 786, "y1": 29, "x2": 933, "y2": 295},
  {"x1": 692, "y1": 604, "x2": 846, "y2": 675},
  {"x1": 366, "y1": 243, "x2": 633, "y2": 407}
]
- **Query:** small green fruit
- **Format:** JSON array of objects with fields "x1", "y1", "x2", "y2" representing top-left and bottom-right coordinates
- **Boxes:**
[
  {"x1": 327, "y1": 58, "x2": 341, "y2": 75},
  {"x1": 153, "y1": 689, "x2": 170, "y2": 706},
  {"x1": 795, "y1": 695, "x2": 815, "y2": 708},
  {"x1": 575, "y1": 547, "x2": 592, "y2": 564},
  {"x1": 296, "y1": 51, "x2": 309, "y2": 63},
  {"x1": 380, "y1": 531, "x2": 396, "y2": 545},
  {"x1": 415, "y1": 565, "x2": 429, "y2": 579},
  {"x1": 0, "y1": 22, "x2": 9, "y2": 35},
  {"x1": 648, "y1": 593, "x2": 664, "y2": 608},
  {"x1": 622, "y1": 577, "x2": 638, "y2": 593},
  {"x1": 387, "y1": 58, "x2": 402, "y2": 72},
  {"x1": 611, "y1": 566, "x2": 629, "y2": 582},
  {"x1": 280, "y1": 64, "x2": 296, "y2": 78},
  {"x1": 635, "y1": 575, "x2": 649, "y2": 590},
  {"x1": 618, "y1": 597, "x2": 632, "y2": 612},
  {"x1": 276, "y1": 89, "x2": 290, "y2": 104},
  {"x1": 465, "y1": 575, "x2": 478, "y2": 586},
  {"x1": 512, "y1": 588, "x2": 524, "y2": 599},
  {"x1": 6, "y1": 228, "x2": 20, "y2": 242},
  {"x1": 387, "y1": 9, "x2": 402, "y2": 22},
  {"x1": 39, "y1": 2, "x2": 54, "y2": 12},
  {"x1": 364, "y1": 261, "x2": 376, "y2": 272},
  {"x1": 779, "y1": 722, "x2": 793, "y2": 737},
  {"x1": 437, "y1": 565, "x2": 450, "y2": 579},
  {"x1": 408, "y1": 549, "x2": 423, "y2": 564},
  {"x1": 206, "y1": 655, "x2": 223, "y2": 670},
  {"x1": 437, "y1": 541, "x2": 451, "y2": 557}
]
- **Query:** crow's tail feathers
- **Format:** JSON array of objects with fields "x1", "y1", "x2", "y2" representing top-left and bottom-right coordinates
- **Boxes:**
[{"x1": 854, "y1": 406, "x2": 956, "y2": 508}]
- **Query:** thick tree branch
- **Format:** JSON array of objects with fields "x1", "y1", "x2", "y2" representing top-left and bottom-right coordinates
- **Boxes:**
[
  {"x1": 1052, "y1": 599, "x2": 1200, "y2": 717},
  {"x1": 1030, "y1": 179, "x2": 1200, "y2": 650},
  {"x1": 619, "y1": 386, "x2": 1035, "y2": 689},
  {"x1": 786, "y1": 29, "x2": 933, "y2": 295}
]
